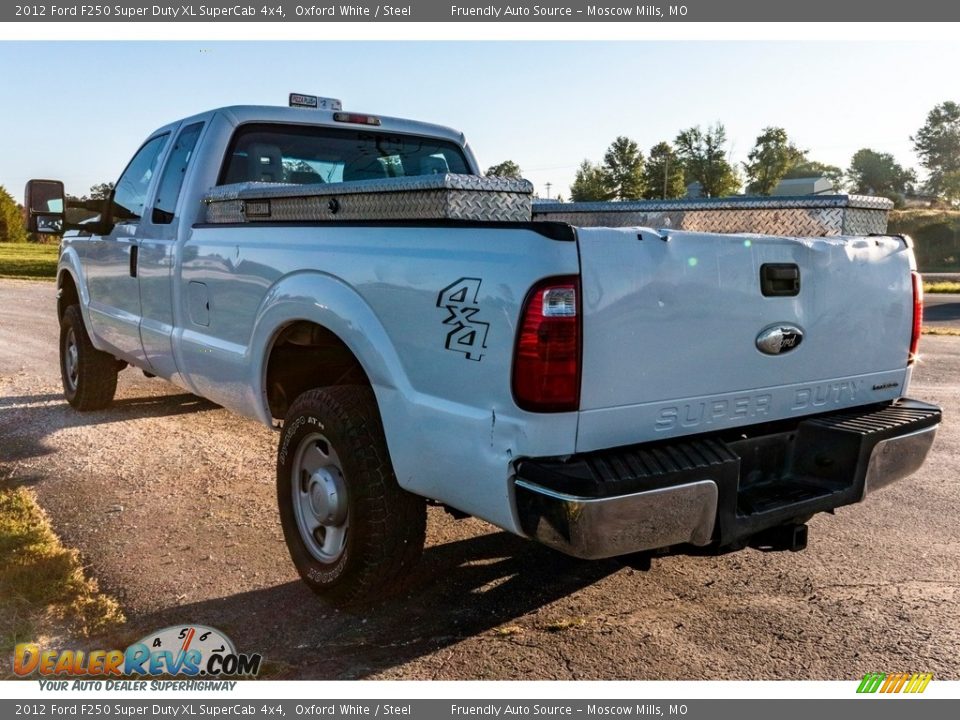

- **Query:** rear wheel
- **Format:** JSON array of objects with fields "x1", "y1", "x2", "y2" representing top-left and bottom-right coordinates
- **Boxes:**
[
  {"x1": 59, "y1": 305, "x2": 118, "y2": 411},
  {"x1": 276, "y1": 386, "x2": 426, "y2": 604}
]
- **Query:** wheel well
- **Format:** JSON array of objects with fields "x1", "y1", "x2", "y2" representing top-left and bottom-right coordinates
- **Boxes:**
[
  {"x1": 58, "y1": 271, "x2": 80, "y2": 321},
  {"x1": 265, "y1": 321, "x2": 370, "y2": 420}
]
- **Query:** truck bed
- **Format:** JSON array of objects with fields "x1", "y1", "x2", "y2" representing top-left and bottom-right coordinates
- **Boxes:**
[{"x1": 202, "y1": 174, "x2": 893, "y2": 238}]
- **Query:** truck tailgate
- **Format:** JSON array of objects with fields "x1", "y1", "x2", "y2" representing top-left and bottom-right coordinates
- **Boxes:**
[{"x1": 575, "y1": 227, "x2": 915, "y2": 453}]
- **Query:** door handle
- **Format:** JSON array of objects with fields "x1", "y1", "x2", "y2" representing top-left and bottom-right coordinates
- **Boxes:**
[
  {"x1": 130, "y1": 244, "x2": 139, "y2": 278},
  {"x1": 760, "y1": 263, "x2": 800, "y2": 297}
]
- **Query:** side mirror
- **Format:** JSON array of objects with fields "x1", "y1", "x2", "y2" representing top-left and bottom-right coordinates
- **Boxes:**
[{"x1": 24, "y1": 179, "x2": 65, "y2": 234}]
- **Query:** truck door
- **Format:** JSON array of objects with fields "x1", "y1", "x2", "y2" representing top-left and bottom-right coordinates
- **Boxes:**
[
  {"x1": 84, "y1": 133, "x2": 168, "y2": 365},
  {"x1": 137, "y1": 121, "x2": 205, "y2": 381}
]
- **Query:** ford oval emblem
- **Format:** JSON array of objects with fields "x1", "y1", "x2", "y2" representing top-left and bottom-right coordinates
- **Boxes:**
[{"x1": 756, "y1": 324, "x2": 803, "y2": 355}]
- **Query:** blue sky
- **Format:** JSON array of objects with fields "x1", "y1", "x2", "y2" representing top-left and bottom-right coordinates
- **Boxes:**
[{"x1": 1, "y1": 41, "x2": 956, "y2": 199}]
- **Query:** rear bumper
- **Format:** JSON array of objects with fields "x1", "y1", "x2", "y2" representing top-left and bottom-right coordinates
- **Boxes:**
[{"x1": 514, "y1": 399, "x2": 940, "y2": 559}]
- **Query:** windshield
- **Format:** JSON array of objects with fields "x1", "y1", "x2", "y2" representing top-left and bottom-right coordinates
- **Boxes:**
[{"x1": 219, "y1": 123, "x2": 471, "y2": 186}]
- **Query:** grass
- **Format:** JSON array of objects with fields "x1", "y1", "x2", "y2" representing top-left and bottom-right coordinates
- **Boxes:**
[
  {"x1": 924, "y1": 281, "x2": 960, "y2": 294},
  {"x1": 0, "y1": 487, "x2": 124, "y2": 653},
  {"x1": 923, "y1": 326, "x2": 960, "y2": 336},
  {"x1": 543, "y1": 617, "x2": 586, "y2": 632},
  {"x1": 0, "y1": 242, "x2": 58, "y2": 280}
]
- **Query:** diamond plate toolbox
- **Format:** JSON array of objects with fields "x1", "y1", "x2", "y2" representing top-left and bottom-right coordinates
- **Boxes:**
[
  {"x1": 204, "y1": 174, "x2": 534, "y2": 224},
  {"x1": 531, "y1": 195, "x2": 893, "y2": 236}
]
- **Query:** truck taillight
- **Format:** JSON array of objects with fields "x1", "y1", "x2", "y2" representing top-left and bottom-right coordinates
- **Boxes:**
[
  {"x1": 512, "y1": 277, "x2": 581, "y2": 412},
  {"x1": 333, "y1": 112, "x2": 382, "y2": 126},
  {"x1": 909, "y1": 270, "x2": 923, "y2": 365}
]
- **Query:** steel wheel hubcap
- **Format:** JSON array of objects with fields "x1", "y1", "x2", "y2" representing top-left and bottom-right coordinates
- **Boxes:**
[
  {"x1": 291, "y1": 432, "x2": 349, "y2": 563},
  {"x1": 64, "y1": 328, "x2": 79, "y2": 391}
]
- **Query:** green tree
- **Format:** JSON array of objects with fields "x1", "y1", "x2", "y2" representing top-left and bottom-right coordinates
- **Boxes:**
[
  {"x1": 88, "y1": 182, "x2": 114, "y2": 200},
  {"x1": 485, "y1": 160, "x2": 523, "y2": 179},
  {"x1": 783, "y1": 160, "x2": 845, "y2": 190},
  {"x1": 847, "y1": 149, "x2": 916, "y2": 204},
  {"x1": 570, "y1": 160, "x2": 613, "y2": 202},
  {"x1": 912, "y1": 101, "x2": 960, "y2": 204},
  {"x1": 743, "y1": 127, "x2": 806, "y2": 195},
  {"x1": 602, "y1": 136, "x2": 645, "y2": 200},
  {"x1": 0, "y1": 186, "x2": 28, "y2": 243},
  {"x1": 674, "y1": 124, "x2": 740, "y2": 198},
  {"x1": 642, "y1": 141, "x2": 686, "y2": 199},
  {"x1": 940, "y1": 173, "x2": 960, "y2": 205}
]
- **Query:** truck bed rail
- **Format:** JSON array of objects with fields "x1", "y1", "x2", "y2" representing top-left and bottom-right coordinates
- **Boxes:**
[{"x1": 532, "y1": 194, "x2": 892, "y2": 236}]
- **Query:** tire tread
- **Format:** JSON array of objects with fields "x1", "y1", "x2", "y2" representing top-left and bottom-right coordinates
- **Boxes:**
[
  {"x1": 61, "y1": 305, "x2": 118, "y2": 411},
  {"x1": 279, "y1": 386, "x2": 426, "y2": 605}
]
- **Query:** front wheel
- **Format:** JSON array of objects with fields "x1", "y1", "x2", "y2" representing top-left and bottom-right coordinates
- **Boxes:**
[
  {"x1": 276, "y1": 386, "x2": 426, "y2": 604},
  {"x1": 60, "y1": 305, "x2": 118, "y2": 411}
]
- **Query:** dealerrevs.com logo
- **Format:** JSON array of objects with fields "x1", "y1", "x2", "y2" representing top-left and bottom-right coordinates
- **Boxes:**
[
  {"x1": 857, "y1": 672, "x2": 933, "y2": 694},
  {"x1": 13, "y1": 625, "x2": 262, "y2": 686}
]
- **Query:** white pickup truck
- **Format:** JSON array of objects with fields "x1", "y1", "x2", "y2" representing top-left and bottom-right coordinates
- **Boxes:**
[{"x1": 25, "y1": 96, "x2": 941, "y2": 604}]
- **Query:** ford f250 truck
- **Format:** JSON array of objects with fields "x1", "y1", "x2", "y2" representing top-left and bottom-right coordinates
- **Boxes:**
[{"x1": 25, "y1": 96, "x2": 941, "y2": 604}]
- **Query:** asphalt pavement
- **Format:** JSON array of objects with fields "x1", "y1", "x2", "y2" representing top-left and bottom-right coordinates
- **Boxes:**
[{"x1": 925, "y1": 293, "x2": 960, "y2": 327}]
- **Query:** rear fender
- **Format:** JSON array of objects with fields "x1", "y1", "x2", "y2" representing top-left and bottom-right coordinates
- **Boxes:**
[
  {"x1": 249, "y1": 272, "x2": 441, "y2": 497},
  {"x1": 250, "y1": 269, "x2": 412, "y2": 414}
]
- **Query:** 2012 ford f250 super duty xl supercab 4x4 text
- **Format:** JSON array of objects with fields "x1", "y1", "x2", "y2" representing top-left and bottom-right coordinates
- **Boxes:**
[{"x1": 24, "y1": 95, "x2": 941, "y2": 603}]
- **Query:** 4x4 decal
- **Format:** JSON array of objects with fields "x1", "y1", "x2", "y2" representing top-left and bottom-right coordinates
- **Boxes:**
[{"x1": 437, "y1": 278, "x2": 489, "y2": 361}]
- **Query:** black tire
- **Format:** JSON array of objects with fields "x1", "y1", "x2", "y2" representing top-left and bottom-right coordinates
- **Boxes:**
[
  {"x1": 59, "y1": 305, "x2": 119, "y2": 411},
  {"x1": 276, "y1": 386, "x2": 426, "y2": 604}
]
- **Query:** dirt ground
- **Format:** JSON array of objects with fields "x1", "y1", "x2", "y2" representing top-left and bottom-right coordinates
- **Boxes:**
[{"x1": 1, "y1": 278, "x2": 958, "y2": 680}]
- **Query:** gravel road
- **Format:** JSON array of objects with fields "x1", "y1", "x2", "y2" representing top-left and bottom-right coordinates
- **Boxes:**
[{"x1": 1, "y1": 278, "x2": 958, "y2": 680}]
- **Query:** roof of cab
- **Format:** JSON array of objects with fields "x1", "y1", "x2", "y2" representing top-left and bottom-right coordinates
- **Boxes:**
[{"x1": 206, "y1": 105, "x2": 469, "y2": 147}]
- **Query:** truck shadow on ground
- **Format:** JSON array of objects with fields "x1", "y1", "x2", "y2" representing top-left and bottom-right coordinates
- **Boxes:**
[
  {"x1": 0, "y1": 391, "x2": 219, "y2": 469},
  {"x1": 126, "y1": 530, "x2": 623, "y2": 679},
  {"x1": 925, "y1": 301, "x2": 960, "y2": 322}
]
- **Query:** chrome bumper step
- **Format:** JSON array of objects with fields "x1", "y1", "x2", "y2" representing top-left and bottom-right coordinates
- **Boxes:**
[{"x1": 514, "y1": 399, "x2": 941, "y2": 559}]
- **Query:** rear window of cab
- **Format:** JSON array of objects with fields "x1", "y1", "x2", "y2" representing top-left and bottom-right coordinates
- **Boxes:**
[{"x1": 218, "y1": 123, "x2": 471, "y2": 186}]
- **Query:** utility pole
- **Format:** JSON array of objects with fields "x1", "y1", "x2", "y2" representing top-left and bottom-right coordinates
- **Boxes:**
[{"x1": 663, "y1": 155, "x2": 669, "y2": 199}]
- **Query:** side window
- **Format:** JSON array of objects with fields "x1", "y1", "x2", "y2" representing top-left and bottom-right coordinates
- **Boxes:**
[
  {"x1": 152, "y1": 122, "x2": 204, "y2": 225},
  {"x1": 112, "y1": 134, "x2": 168, "y2": 221}
]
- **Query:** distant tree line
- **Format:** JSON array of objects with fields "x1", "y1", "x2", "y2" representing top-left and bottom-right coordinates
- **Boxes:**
[
  {"x1": 68, "y1": 182, "x2": 114, "y2": 203},
  {"x1": 4, "y1": 104, "x2": 960, "y2": 242},
  {"x1": 0, "y1": 186, "x2": 28, "y2": 243},
  {"x1": 489, "y1": 100, "x2": 960, "y2": 208}
]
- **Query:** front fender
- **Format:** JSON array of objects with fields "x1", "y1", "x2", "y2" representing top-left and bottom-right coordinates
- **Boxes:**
[{"x1": 57, "y1": 247, "x2": 98, "y2": 343}]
